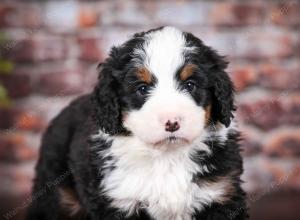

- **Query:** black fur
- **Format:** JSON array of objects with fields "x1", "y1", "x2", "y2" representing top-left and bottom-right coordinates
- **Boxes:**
[
  {"x1": 184, "y1": 32, "x2": 235, "y2": 127},
  {"x1": 27, "y1": 27, "x2": 247, "y2": 220}
]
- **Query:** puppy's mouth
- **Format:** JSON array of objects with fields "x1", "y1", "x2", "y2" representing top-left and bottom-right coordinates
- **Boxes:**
[{"x1": 153, "y1": 136, "x2": 190, "y2": 147}]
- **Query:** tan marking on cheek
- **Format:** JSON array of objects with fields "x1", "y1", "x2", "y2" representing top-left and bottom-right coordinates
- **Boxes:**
[
  {"x1": 205, "y1": 104, "x2": 212, "y2": 126},
  {"x1": 180, "y1": 64, "x2": 197, "y2": 81},
  {"x1": 136, "y1": 67, "x2": 152, "y2": 83}
]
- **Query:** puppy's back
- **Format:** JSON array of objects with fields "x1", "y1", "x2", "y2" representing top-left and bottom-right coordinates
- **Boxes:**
[{"x1": 26, "y1": 95, "x2": 92, "y2": 220}]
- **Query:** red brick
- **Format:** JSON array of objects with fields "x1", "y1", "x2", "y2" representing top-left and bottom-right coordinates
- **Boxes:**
[
  {"x1": 238, "y1": 99, "x2": 285, "y2": 130},
  {"x1": 0, "y1": 163, "x2": 34, "y2": 196},
  {"x1": 265, "y1": 129, "x2": 300, "y2": 158},
  {"x1": 243, "y1": 157, "x2": 300, "y2": 194},
  {"x1": 229, "y1": 65, "x2": 257, "y2": 91},
  {"x1": 270, "y1": 2, "x2": 300, "y2": 27},
  {"x1": 44, "y1": 1, "x2": 79, "y2": 31},
  {"x1": 240, "y1": 126, "x2": 262, "y2": 157},
  {"x1": 79, "y1": 4, "x2": 99, "y2": 28},
  {"x1": 285, "y1": 95, "x2": 300, "y2": 125},
  {"x1": 3, "y1": 37, "x2": 68, "y2": 62},
  {"x1": 78, "y1": 37, "x2": 103, "y2": 62},
  {"x1": 154, "y1": 1, "x2": 212, "y2": 26},
  {"x1": 289, "y1": 165, "x2": 300, "y2": 189},
  {"x1": 238, "y1": 94, "x2": 300, "y2": 130},
  {"x1": 0, "y1": 4, "x2": 42, "y2": 28},
  {"x1": 38, "y1": 69, "x2": 85, "y2": 96},
  {"x1": 0, "y1": 72, "x2": 32, "y2": 98},
  {"x1": 14, "y1": 96, "x2": 75, "y2": 127},
  {"x1": 258, "y1": 64, "x2": 300, "y2": 90},
  {"x1": 35, "y1": 37, "x2": 69, "y2": 62},
  {"x1": 200, "y1": 32, "x2": 293, "y2": 60},
  {"x1": 2, "y1": 39, "x2": 35, "y2": 62},
  {"x1": 239, "y1": 34, "x2": 293, "y2": 60},
  {"x1": 0, "y1": 106, "x2": 45, "y2": 132},
  {"x1": 211, "y1": 2, "x2": 265, "y2": 27},
  {"x1": 298, "y1": 38, "x2": 300, "y2": 57},
  {"x1": 243, "y1": 157, "x2": 275, "y2": 194},
  {"x1": 0, "y1": 107, "x2": 15, "y2": 130},
  {"x1": 242, "y1": 139, "x2": 262, "y2": 157},
  {"x1": 263, "y1": 161, "x2": 300, "y2": 190},
  {"x1": 14, "y1": 112, "x2": 45, "y2": 132},
  {"x1": 99, "y1": 28, "x2": 139, "y2": 56},
  {"x1": 79, "y1": 63, "x2": 99, "y2": 91},
  {"x1": 0, "y1": 133, "x2": 37, "y2": 163},
  {"x1": 100, "y1": 0, "x2": 153, "y2": 26}
]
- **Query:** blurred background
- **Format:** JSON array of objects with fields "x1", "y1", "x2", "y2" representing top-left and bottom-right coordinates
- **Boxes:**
[{"x1": 0, "y1": 0, "x2": 299, "y2": 219}]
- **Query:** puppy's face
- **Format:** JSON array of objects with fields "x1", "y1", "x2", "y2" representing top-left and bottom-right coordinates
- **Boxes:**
[
  {"x1": 122, "y1": 33, "x2": 210, "y2": 146},
  {"x1": 94, "y1": 27, "x2": 234, "y2": 148},
  {"x1": 123, "y1": 65, "x2": 208, "y2": 147}
]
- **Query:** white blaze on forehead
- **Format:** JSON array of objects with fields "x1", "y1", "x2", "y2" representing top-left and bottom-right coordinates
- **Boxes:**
[
  {"x1": 125, "y1": 27, "x2": 206, "y2": 146},
  {"x1": 136, "y1": 26, "x2": 186, "y2": 80}
]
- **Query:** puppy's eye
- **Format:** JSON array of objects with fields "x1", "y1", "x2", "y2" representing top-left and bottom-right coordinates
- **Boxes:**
[
  {"x1": 137, "y1": 85, "x2": 149, "y2": 96},
  {"x1": 184, "y1": 81, "x2": 196, "y2": 92}
]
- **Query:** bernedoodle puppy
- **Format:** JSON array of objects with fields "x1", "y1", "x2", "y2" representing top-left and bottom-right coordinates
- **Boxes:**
[{"x1": 27, "y1": 26, "x2": 247, "y2": 220}]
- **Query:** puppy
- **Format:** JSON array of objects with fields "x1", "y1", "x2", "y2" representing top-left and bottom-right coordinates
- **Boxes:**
[{"x1": 27, "y1": 26, "x2": 247, "y2": 220}]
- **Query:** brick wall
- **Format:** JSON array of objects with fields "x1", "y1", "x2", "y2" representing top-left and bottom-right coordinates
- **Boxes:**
[{"x1": 0, "y1": 0, "x2": 299, "y2": 219}]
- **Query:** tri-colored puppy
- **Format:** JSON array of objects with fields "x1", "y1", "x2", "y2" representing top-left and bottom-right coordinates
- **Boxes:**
[{"x1": 27, "y1": 26, "x2": 247, "y2": 220}]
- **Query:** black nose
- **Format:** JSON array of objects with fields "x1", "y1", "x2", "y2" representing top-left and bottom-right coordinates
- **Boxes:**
[{"x1": 165, "y1": 120, "x2": 180, "y2": 132}]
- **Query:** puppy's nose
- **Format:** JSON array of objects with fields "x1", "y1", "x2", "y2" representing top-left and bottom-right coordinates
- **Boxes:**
[{"x1": 165, "y1": 120, "x2": 180, "y2": 132}]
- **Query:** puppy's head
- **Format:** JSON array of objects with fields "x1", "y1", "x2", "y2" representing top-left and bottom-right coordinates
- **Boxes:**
[{"x1": 93, "y1": 27, "x2": 235, "y2": 148}]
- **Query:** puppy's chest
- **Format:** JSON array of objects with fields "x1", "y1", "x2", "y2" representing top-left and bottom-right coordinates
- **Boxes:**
[
  {"x1": 102, "y1": 157, "x2": 198, "y2": 220},
  {"x1": 100, "y1": 142, "x2": 223, "y2": 220}
]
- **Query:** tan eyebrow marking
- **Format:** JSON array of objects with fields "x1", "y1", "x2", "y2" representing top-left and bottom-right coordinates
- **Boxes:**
[
  {"x1": 180, "y1": 64, "x2": 197, "y2": 81},
  {"x1": 136, "y1": 67, "x2": 152, "y2": 84}
]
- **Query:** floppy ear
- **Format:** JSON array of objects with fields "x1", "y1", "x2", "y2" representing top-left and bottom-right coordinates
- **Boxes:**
[
  {"x1": 186, "y1": 33, "x2": 236, "y2": 127},
  {"x1": 91, "y1": 41, "x2": 137, "y2": 135},
  {"x1": 91, "y1": 63, "x2": 124, "y2": 135},
  {"x1": 210, "y1": 59, "x2": 236, "y2": 128}
]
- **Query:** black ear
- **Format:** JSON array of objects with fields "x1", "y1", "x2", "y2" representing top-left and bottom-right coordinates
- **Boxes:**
[
  {"x1": 210, "y1": 60, "x2": 236, "y2": 128},
  {"x1": 91, "y1": 63, "x2": 124, "y2": 135},
  {"x1": 91, "y1": 39, "x2": 139, "y2": 135}
]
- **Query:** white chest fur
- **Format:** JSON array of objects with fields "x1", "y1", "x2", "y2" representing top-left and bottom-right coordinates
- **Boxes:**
[{"x1": 100, "y1": 136, "x2": 226, "y2": 220}]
